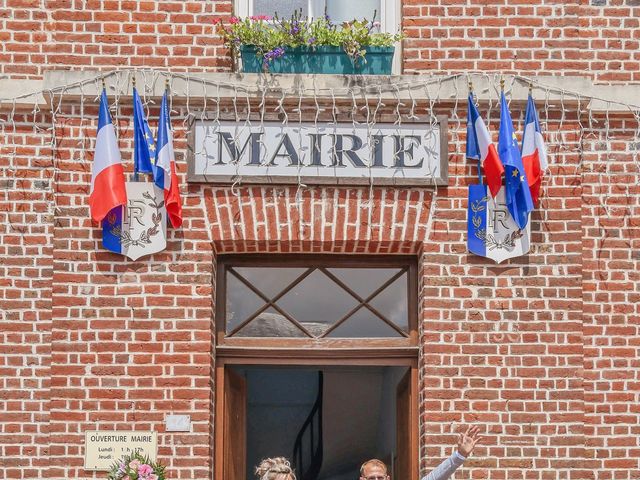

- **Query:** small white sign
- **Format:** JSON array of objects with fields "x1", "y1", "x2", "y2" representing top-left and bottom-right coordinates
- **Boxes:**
[
  {"x1": 188, "y1": 119, "x2": 448, "y2": 185},
  {"x1": 84, "y1": 431, "x2": 157, "y2": 471},
  {"x1": 165, "y1": 414, "x2": 191, "y2": 432}
]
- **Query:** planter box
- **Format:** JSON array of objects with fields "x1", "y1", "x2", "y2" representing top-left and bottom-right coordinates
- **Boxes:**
[{"x1": 240, "y1": 45, "x2": 394, "y2": 75}]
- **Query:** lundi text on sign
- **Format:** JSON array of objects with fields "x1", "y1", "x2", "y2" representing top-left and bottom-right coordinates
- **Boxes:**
[
  {"x1": 84, "y1": 431, "x2": 158, "y2": 471},
  {"x1": 188, "y1": 119, "x2": 449, "y2": 186}
]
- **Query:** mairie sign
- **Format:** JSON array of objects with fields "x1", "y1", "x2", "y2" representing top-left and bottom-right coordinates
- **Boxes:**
[{"x1": 188, "y1": 119, "x2": 448, "y2": 186}]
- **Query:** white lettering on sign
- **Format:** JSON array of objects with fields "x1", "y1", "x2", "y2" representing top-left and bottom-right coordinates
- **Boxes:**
[
  {"x1": 84, "y1": 431, "x2": 157, "y2": 471},
  {"x1": 188, "y1": 119, "x2": 448, "y2": 186}
]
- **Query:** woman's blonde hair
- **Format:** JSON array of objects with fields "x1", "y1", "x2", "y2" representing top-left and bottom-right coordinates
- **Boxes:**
[{"x1": 255, "y1": 457, "x2": 296, "y2": 480}]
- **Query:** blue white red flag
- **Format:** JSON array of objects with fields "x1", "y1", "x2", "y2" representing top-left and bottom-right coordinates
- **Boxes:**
[
  {"x1": 133, "y1": 87, "x2": 156, "y2": 174},
  {"x1": 154, "y1": 91, "x2": 182, "y2": 228},
  {"x1": 466, "y1": 93, "x2": 504, "y2": 198},
  {"x1": 89, "y1": 89, "x2": 127, "y2": 223},
  {"x1": 521, "y1": 94, "x2": 548, "y2": 205},
  {"x1": 498, "y1": 92, "x2": 534, "y2": 229}
]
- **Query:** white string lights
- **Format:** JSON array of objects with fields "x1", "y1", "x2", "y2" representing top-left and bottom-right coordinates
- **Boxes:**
[{"x1": 0, "y1": 69, "x2": 638, "y2": 246}]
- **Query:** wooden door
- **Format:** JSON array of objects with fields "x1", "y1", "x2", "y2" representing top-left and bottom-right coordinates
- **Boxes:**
[
  {"x1": 395, "y1": 367, "x2": 418, "y2": 480},
  {"x1": 224, "y1": 368, "x2": 247, "y2": 480}
]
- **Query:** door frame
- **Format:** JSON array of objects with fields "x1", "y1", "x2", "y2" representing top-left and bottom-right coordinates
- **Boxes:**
[
  {"x1": 214, "y1": 254, "x2": 421, "y2": 480},
  {"x1": 214, "y1": 353, "x2": 420, "y2": 480}
]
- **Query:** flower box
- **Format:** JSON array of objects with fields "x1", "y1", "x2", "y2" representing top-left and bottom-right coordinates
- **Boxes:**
[
  {"x1": 215, "y1": 11, "x2": 402, "y2": 76},
  {"x1": 240, "y1": 45, "x2": 395, "y2": 75}
]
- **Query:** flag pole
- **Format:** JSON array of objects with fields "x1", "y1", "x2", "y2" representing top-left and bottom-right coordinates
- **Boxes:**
[
  {"x1": 165, "y1": 76, "x2": 170, "y2": 115},
  {"x1": 166, "y1": 76, "x2": 172, "y2": 121},
  {"x1": 132, "y1": 75, "x2": 139, "y2": 182},
  {"x1": 469, "y1": 80, "x2": 483, "y2": 184},
  {"x1": 164, "y1": 76, "x2": 171, "y2": 126}
]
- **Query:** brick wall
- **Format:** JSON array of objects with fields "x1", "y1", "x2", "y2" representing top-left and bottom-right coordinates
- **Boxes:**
[
  {"x1": 0, "y1": 0, "x2": 230, "y2": 78},
  {"x1": 1, "y1": 1, "x2": 638, "y2": 81},
  {"x1": 403, "y1": 0, "x2": 640, "y2": 82},
  {"x1": 582, "y1": 116, "x2": 640, "y2": 479},
  {"x1": 420, "y1": 108, "x2": 585, "y2": 479},
  {"x1": 0, "y1": 110, "x2": 53, "y2": 479},
  {"x1": 1, "y1": 1, "x2": 639, "y2": 480}
]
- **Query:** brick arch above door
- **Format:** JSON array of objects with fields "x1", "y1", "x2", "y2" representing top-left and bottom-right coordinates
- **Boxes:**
[{"x1": 203, "y1": 186, "x2": 434, "y2": 254}]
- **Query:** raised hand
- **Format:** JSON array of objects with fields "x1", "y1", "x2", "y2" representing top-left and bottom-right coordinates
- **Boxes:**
[{"x1": 457, "y1": 425, "x2": 483, "y2": 457}]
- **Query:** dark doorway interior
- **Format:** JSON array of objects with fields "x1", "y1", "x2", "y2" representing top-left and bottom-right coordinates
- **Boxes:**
[{"x1": 229, "y1": 365, "x2": 409, "y2": 480}]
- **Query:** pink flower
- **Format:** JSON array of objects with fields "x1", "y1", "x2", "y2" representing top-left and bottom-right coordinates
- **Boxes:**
[
  {"x1": 372, "y1": 21, "x2": 381, "y2": 28},
  {"x1": 229, "y1": 16, "x2": 239, "y2": 24},
  {"x1": 250, "y1": 15, "x2": 272, "y2": 21},
  {"x1": 149, "y1": 475, "x2": 158, "y2": 480},
  {"x1": 128, "y1": 460, "x2": 141, "y2": 471},
  {"x1": 138, "y1": 464, "x2": 153, "y2": 477}
]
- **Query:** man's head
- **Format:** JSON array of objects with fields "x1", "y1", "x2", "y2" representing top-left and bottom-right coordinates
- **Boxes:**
[{"x1": 359, "y1": 459, "x2": 389, "y2": 480}]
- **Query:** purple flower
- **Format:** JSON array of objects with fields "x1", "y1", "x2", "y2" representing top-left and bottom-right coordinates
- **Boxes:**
[
  {"x1": 262, "y1": 47, "x2": 286, "y2": 68},
  {"x1": 288, "y1": 19, "x2": 302, "y2": 36},
  {"x1": 266, "y1": 47, "x2": 284, "y2": 58},
  {"x1": 307, "y1": 37, "x2": 316, "y2": 45}
]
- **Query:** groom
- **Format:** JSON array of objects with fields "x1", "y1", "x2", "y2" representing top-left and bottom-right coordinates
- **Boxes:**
[{"x1": 359, "y1": 425, "x2": 483, "y2": 480}]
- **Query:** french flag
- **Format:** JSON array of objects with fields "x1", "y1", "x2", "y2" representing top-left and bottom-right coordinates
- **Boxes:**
[
  {"x1": 154, "y1": 91, "x2": 182, "y2": 228},
  {"x1": 521, "y1": 94, "x2": 548, "y2": 204},
  {"x1": 466, "y1": 93, "x2": 504, "y2": 198},
  {"x1": 89, "y1": 89, "x2": 126, "y2": 223}
]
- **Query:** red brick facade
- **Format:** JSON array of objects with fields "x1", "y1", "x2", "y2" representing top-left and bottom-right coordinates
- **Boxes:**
[{"x1": 1, "y1": 1, "x2": 639, "y2": 480}]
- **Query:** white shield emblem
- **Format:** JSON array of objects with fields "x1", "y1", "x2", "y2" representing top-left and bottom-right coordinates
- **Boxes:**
[
  {"x1": 468, "y1": 184, "x2": 531, "y2": 263},
  {"x1": 102, "y1": 182, "x2": 167, "y2": 260}
]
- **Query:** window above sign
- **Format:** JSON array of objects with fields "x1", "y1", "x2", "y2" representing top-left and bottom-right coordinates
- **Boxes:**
[
  {"x1": 235, "y1": 0, "x2": 400, "y2": 35},
  {"x1": 216, "y1": 255, "x2": 418, "y2": 347}
]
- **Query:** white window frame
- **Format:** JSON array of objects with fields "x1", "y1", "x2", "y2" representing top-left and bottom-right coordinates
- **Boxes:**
[{"x1": 234, "y1": 0, "x2": 402, "y2": 73}]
